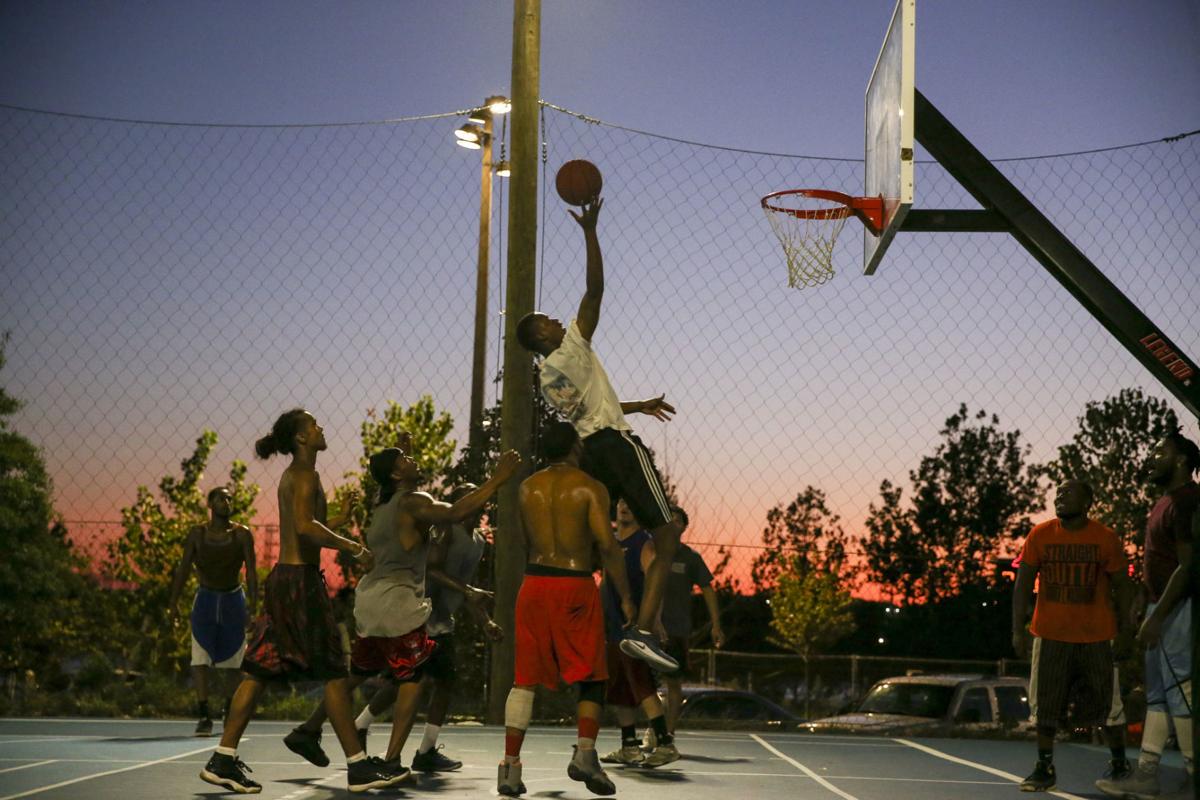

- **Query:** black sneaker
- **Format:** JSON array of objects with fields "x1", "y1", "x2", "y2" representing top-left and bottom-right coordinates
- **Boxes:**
[
  {"x1": 200, "y1": 752, "x2": 262, "y2": 794},
  {"x1": 1020, "y1": 760, "x2": 1056, "y2": 792},
  {"x1": 411, "y1": 744, "x2": 462, "y2": 772},
  {"x1": 348, "y1": 756, "x2": 411, "y2": 793},
  {"x1": 567, "y1": 745, "x2": 616, "y2": 796},
  {"x1": 1102, "y1": 758, "x2": 1132, "y2": 782},
  {"x1": 194, "y1": 717, "x2": 213, "y2": 737},
  {"x1": 283, "y1": 726, "x2": 330, "y2": 768},
  {"x1": 618, "y1": 629, "x2": 678, "y2": 673}
]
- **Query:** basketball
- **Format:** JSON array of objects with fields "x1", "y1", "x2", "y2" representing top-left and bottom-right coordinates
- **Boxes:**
[{"x1": 555, "y1": 159, "x2": 603, "y2": 206}]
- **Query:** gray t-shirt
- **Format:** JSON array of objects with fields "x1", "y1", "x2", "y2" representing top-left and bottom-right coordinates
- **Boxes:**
[
  {"x1": 661, "y1": 544, "x2": 714, "y2": 638},
  {"x1": 354, "y1": 493, "x2": 432, "y2": 638},
  {"x1": 425, "y1": 524, "x2": 487, "y2": 637},
  {"x1": 539, "y1": 319, "x2": 631, "y2": 439}
]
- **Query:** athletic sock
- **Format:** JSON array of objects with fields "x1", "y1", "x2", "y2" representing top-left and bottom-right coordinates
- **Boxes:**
[
  {"x1": 198, "y1": 699, "x2": 211, "y2": 718},
  {"x1": 216, "y1": 745, "x2": 236, "y2": 757},
  {"x1": 651, "y1": 715, "x2": 672, "y2": 746},
  {"x1": 504, "y1": 730, "x2": 525, "y2": 763},
  {"x1": 620, "y1": 725, "x2": 638, "y2": 748},
  {"x1": 578, "y1": 716, "x2": 600, "y2": 751},
  {"x1": 1175, "y1": 714, "x2": 1193, "y2": 774},
  {"x1": 1139, "y1": 711, "x2": 1169, "y2": 769},
  {"x1": 347, "y1": 751, "x2": 367, "y2": 765},
  {"x1": 354, "y1": 707, "x2": 374, "y2": 731},
  {"x1": 1037, "y1": 749, "x2": 1053, "y2": 765},
  {"x1": 1110, "y1": 747, "x2": 1125, "y2": 762},
  {"x1": 418, "y1": 723, "x2": 441, "y2": 754}
]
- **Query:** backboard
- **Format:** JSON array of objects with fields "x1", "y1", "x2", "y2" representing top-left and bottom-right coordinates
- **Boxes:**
[{"x1": 863, "y1": 0, "x2": 915, "y2": 275}]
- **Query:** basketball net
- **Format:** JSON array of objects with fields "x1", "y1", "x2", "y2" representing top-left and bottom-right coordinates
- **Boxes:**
[{"x1": 761, "y1": 191, "x2": 852, "y2": 289}]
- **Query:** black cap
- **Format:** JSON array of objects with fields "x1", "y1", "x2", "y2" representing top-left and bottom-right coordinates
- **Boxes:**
[{"x1": 368, "y1": 448, "x2": 403, "y2": 485}]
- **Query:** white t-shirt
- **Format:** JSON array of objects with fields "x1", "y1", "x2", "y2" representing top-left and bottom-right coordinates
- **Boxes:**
[{"x1": 539, "y1": 320, "x2": 631, "y2": 439}]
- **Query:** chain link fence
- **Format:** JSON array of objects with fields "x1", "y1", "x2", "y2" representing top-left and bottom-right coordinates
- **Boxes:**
[{"x1": 3, "y1": 101, "x2": 1198, "y2": 714}]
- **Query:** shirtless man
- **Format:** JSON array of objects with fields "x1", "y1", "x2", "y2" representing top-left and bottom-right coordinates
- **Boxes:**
[
  {"x1": 497, "y1": 420, "x2": 636, "y2": 797},
  {"x1": 515, "y1": 198, "x2": 680, "y2": 672},
  {"x1": 168, "y1": 487, "x2": 258, "y2": 736},
  {"x1": 199, "y1": 409, "x2": 405, "y2": 794},
  {"x1": 285, "y1": 447, "x2": 520, "y2": 775}
]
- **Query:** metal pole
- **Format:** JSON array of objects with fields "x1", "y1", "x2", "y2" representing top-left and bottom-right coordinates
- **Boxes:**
[
  {"x1": 488, "y1": 0, "x2": 540, "y2": 724},
  {"x1": 468, "y1": 111, "x2": 494, "y2": 453}
]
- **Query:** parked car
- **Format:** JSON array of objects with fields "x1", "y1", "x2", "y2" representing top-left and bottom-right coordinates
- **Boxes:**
[
  {"x1": 675, "y1": 686, "x2": 800, "y2": 727},
  {"x1": 804, "y1": 674, "x2": 1031, "y2": 735}
]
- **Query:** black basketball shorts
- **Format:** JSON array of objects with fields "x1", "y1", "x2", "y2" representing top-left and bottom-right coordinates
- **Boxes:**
[{"x1": 580, "y1": 428, "x2": 673, "y2": 530}]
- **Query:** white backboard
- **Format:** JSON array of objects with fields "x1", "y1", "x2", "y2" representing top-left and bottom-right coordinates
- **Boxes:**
[{"x1": 863, "y1": 0, "x2": 915, "y2": 275}]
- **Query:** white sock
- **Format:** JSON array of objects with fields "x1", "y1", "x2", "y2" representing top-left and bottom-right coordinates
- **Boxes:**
[
  {"x1": 418, "y1": 723, "x2": 441, "y2": 753},
  {"x1": 355, "y1": 707, "x2": 375, "y2": 730},
  {"x1": 347, "y1": 751, "x2": 366, "y2": 765},
  {"x1": 1174, "y1": 714, "x2": 1194, "y2": 774},
  {"x1": 215, "y1": 746, "x2": 236, "y2": 757},
  {"x1": 578, "y1": 736, "x2": 596, "y2": 751},
  {"x1": 1139, "y1": 710, "x2": 1170, "y2": 768}
]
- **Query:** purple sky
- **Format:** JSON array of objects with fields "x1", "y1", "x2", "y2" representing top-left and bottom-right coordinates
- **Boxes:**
[{"x1": 1, "y1": 2, "x2": 1198, "y2": 571}]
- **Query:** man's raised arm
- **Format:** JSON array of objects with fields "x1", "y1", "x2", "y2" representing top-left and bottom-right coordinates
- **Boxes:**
[{"x1": 571, "y1": 198, "x2": 604, "y2": 341}]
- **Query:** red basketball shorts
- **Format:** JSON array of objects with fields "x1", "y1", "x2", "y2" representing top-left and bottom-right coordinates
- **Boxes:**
[{"x1": 514, "y1": 573, "x2": 608, "y2": 689}]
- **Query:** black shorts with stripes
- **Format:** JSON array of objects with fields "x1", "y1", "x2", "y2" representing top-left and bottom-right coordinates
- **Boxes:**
[
  {"x1": 580, "y1": 428, "x2": 673, "y2": 530},
  {"x1": 1034, "y1": 638, "x2": 1113, "y2": 728}
]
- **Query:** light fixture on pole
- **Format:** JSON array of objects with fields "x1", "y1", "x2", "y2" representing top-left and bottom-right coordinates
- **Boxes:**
[
  {"x1": 454, "y1": 123, "x2": 484, "y2": 149},
  {"x1": 467, "y1": 107, "x2": 490, "y2": 126},
  {"x1": 486, "y1": 95, "x2": 511, "y2": 115},
  {"x1": 495, "y1": 160, "x2": 511, "y2": 178}
]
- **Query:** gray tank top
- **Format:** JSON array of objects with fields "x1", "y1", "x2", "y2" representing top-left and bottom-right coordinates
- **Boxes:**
[{"x1": 353, "y1": 493, "x2": 432, "y2": 637}]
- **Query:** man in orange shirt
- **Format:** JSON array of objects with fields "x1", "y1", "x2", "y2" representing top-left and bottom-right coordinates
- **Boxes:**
[{"x1": 1013, "y1": 479, "x2": 1132, "y2": 792}]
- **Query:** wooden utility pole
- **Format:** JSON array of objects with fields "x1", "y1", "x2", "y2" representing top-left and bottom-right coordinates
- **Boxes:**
[
  {"x1": 468, "y1": 109, "x2": 494, "y2": 453},
  {"x1": 488, "y1": 0, "x2": 540, "y2": 723}
]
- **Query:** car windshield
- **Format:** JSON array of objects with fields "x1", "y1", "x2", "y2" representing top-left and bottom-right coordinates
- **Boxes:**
[{"x1": 857, "y1": 682, "x2": 956, "y2": 718}]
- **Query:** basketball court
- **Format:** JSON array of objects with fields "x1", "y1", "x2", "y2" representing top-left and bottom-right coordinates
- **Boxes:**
[{"x1": 0, "y1": 718, "x2": 1189, "y2": 799}]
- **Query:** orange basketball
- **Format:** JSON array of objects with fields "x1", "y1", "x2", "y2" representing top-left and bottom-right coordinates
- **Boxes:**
[{"x1": 555, "y1": 159, "x2": 603, "y2": 206}]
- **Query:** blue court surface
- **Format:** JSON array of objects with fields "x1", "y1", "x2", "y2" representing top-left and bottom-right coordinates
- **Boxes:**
[{"x1": 0, "y1": 718, "x2": 1188, "y2": 799}]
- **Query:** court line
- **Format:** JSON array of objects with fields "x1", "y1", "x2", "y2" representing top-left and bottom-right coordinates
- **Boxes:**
[
  {"x1": 750, "y1": 734, "x2": 860, "y2": 800},
  {"x1": 0, "y1": 743, "x2": 215, "y2": 800},
  {"x1": 0, "y1": 738, "x2": 105, "y2": 746},
  {"x1": 893, "y1": 738, "x2": 1087, "y2": 800},
  {"x1": 0, "y1": 762, "x2": 56, "y2": 775}
]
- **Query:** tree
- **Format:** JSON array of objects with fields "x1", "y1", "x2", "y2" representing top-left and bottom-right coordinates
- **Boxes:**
[
  {"x1": 752, "y1": 486, "x2": 849, "y2": 592},
  {"x1": 108, "y1": 430, "x2": 259, "y2": 671},
  {"x1": 0, "y1": 333, "x2": 95, "y2": 678},
  {"x1": 1043, "y1": 388, "x2": 1178, "y2": 571},
  {"x1": 768, "y1": 561, "x2": 856, "y2": 717},
  {"x1": 863, "y1": 404, "x2": 1044, "y2": 603}
]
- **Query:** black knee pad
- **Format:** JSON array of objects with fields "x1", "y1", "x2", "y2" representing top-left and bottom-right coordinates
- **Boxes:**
[{"x1": 576, "y1": 680, "x2": 606, "y2": 707}]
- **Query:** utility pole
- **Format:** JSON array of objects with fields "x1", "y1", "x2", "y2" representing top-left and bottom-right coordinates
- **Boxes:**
[
  {"x1": 468, "y1": 110, "x2": 494, "y2": 453},
  {"x1": 489, "y1": 0, "x2": 540, "y2": 723}
]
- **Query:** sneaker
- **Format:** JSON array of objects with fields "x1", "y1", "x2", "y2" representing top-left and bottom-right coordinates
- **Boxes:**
[
  {"x1": 567, "y1": 745, "x2": 616, "y2": 796},
  {"x1": 199, "y1": 752, "x2": 262, "y2": 794},
  {"x1": 1020, "y1": 760, "x2": 1056, "y2": 792},
  {"x1": 283, "y1": 726, "x2": 330, "y2": 768},
  {"x1": 618, "y1": 629, "x2": 679, "y2": 673},
  {"x1": 1095, "y1": 760, "x2": 1160, "y2": 799},
  {"x1": 348, "y1": 756, "x2": 411, "y2": 793},
  {"x1": 356, "y1": 727, "x2": 368, "y2": 754},
  {"x1": 600, "y1": 745, "x2": 645, "y2": 765},
  {"x1": 1101, "y1": 758, "x2": 1133, "y2": 782},
  {"x1": 641, "y1": 726, "x2": 657, "y2": 751},
  {"x1": 194, "y1": 717, "x2": 213, "y2": 737},
  {"x1": 498, "y1": 761, "x2": 527, "y2": 796},
  {"x1": 642, "y1": 743, "x2": 681, "y2": 768},
  {"x1": 412, "y1": 744, "x2": 463, "y2": 772}
]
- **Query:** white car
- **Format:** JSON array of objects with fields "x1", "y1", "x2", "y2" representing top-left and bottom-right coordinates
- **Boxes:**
[{"x1": 804, "y1": 674, "x2": 1032, "y2": 735}]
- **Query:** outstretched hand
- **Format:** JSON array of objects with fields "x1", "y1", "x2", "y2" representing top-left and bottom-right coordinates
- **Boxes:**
[
  {"x1": 568, "y1": 198, "x2": 603, "y2": 231},
  {"x1": 639, "y1": 394, "x2": 675, "y2": 422}
]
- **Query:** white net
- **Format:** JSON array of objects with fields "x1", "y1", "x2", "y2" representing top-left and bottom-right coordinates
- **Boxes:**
[{"x1": 762, "y1": 192, "x2": 851, "y2": 288}]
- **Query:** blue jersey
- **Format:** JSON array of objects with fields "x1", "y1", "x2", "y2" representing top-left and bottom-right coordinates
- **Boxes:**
[{"x1": 601, "y1": 528, "x2": 650, "y2": 643}]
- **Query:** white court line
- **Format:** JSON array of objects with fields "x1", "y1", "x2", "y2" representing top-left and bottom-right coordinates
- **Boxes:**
[
  {"x1": 0, "y1": 737, "x2": 105, "y2": 746},
  {"x1": 0, "y1": 743, "x2": 215, "y2": 800},
  {"x1": 893, "y1": 738, "x2": 1087, "y2": 800},
  {"x1": 750, "y1": 734, "x2": 860, "y2": 800},
  {"x1": 0, "y1": 762, "x2": 56, "y2": 775}
]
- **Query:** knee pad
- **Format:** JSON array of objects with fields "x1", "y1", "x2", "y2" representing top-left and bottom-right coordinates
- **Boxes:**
[
  {"x1": 505, "y1": 686, "x2": 535, "y2": 731},
  {"x1": 577, "y1": 680, "x2": 606, "y2": 707}
]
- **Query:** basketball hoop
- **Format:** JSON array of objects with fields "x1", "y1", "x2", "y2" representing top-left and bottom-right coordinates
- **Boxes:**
[{"x1": 761, "y1": 190, "x2": 884, "y2": 288}]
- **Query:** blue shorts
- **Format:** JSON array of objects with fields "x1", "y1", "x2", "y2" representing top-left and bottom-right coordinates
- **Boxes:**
[
  {"x1": 1144, "y1": 599, "x2": 1192, "y2": 718},
  {"x1": 191, "y1": 586, "x2": 247, "y2": 666}
]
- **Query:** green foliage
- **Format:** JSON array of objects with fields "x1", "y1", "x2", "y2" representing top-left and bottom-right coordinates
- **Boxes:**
[
  {"x1": 1042, "y1": 388, "x2": 1178, "y2": 569},
  {"x1": 107, "y1": 430, "x2": 258, "y2": 672},
  {"x1": 0, "y1": 333, "x2": 98, "y2": 677},
  {"x1": 768, "y1": 563, "x2": 855, "y2": 657},
  {"x1": 863, "y1": 404, "x2": 1044, "y2": 603},
  {"x1": 752, "y1": 486, "x2": 849, "y2": 592}
]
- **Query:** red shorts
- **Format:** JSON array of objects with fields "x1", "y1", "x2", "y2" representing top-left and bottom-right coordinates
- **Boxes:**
[
  {"x1": 606, "y1": 643, "x2": 658, "y2": 707},
  {"x1": 350, "y1": 626, "x2": 437, "y2": 683},
  {"x1": 514, "y1": 574, "x2": 607, "y2": 689}
]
